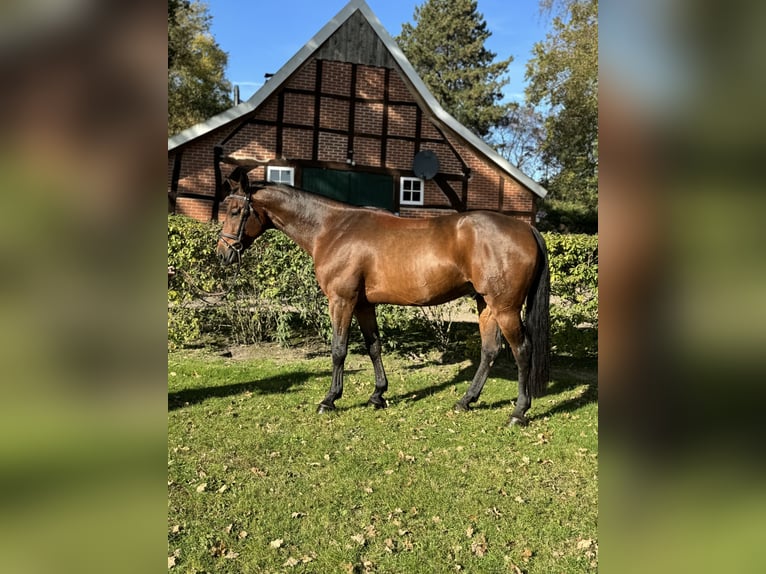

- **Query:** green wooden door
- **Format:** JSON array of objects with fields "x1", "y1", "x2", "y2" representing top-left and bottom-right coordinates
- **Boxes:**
[{"x1": 302, "y1": 168, "x2": 394, "y2": 211}]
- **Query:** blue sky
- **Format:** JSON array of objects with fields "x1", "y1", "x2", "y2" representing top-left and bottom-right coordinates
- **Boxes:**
[{"x1": 205, "y1": 0, "x2": 550, "y2": 104}]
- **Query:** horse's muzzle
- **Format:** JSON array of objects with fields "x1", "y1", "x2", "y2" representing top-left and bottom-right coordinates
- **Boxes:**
[{"x1": 216, "y1": 242, "x2": 239, "y2": 265}]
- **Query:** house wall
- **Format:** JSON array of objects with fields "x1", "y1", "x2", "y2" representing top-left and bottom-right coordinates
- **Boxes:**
[{"x1": 168, "y1": 57, "x2": 536, "y2": 225}]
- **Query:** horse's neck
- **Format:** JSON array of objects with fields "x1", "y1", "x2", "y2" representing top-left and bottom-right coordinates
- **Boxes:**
[{"x1": 258, "y1": 186, "x2": 329, "y2": 256}]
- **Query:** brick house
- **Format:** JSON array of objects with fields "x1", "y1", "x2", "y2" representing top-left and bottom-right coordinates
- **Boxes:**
[{"x1": 168, "y1": 0, "x2": 547, "y2": 223}]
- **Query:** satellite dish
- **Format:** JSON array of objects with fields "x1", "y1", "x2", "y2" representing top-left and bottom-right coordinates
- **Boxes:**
[{"x1": 412, "y1": 150, "x2": 439, "y2": 180}]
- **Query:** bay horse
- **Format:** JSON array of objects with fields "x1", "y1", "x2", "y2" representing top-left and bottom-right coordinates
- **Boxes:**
[{"x1": 216, "y1": 168, "x2": 550, "y2": 426}]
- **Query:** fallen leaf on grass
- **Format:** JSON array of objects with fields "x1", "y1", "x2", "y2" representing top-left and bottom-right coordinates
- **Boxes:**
[
  {"x1": 398, "y1": 451, "x2": 415, "y2": 463},
  {"x1": 470, "y1": 534, "x2": 487, "y2": 557},
  {"x1": 350, "y1": 533, "x2": 366, "y2": 546},
  {"x1": 577, "y1": 538, "x2": 593, "y2": 550},
  {"x1": 269, "y1": 538, "x2": 284, "y2": 549},
  {"x1": 224, "y1": 550, "x2": 239, "y2": 559},
  {"x1": 195, "y1": 483, "x2": 207, "y2": 493},
  {"x1": 250, "y1": 467, "x2": 267, "y2": 477},
  {"x1": 167, "y1": 556, "x2": 176, "y2": 569},
  {"x1": 209, "y1": 540, "x2": 226, "y2": 557},
  {"x1": 521, "y1": 548, "x2": 533, "y2": 562},
  {"x1": 283, "y1": 557, "x2": 300, "y2": 567},
  {"x1": 291, "y1": 512, "x2": 306, "y2": 519}
]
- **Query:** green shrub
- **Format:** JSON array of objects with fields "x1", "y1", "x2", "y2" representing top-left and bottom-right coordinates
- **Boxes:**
[
  {"x1": 167, "y1": 215, "x2": 223, "y2": 347},
  {"x1": 168, "y1": 216, "x2": 598, "y2": 357},
  {"x1": 543, "y1": 232, "x2": 598, "y2": 357},
  {"x1": 167, "y1": 215, "x2": 330, "y2": 349}
]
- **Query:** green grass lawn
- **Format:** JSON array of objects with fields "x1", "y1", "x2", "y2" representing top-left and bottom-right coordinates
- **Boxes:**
[{"x1": 168, "y1": 344, "x2": 597, "y2": 573}]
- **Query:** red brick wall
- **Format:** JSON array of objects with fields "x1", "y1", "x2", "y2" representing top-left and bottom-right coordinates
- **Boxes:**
[
  {"x1": 386, "y1": 139, "x2": 414, "y2": 170},
  {"x1": 321, "y1": 60, "x2": 352, "y2": 96},
  {"x1": 388, "y1": 105, "x2": 416, "y2": 138},
  {"x1": 356, "y1": 66, "x2": 385, "y2": 99},
  {"x1": 355, "y1": 101, "x2": 383, "y2": 133},
  {"x1": 355, "y1": 137, "x2": 382, "y2": 167},
  {"x1": 318, "y1": 132, "x2": 347, "y2": 163},
  {"x1": 228, "y1": 124, "x2": 277, "y2": 161},
  {"x1": 169, "y1": 55, "x2": 537, "y2": 224},
  {"x1": 175, "y1": 196, "x2": 213, "y2": 220},
  {"x1": 283, "y1": 127, "x2": 314, "y2": 160},
  {"x1": 285, "y1": 60, "x2": 316, "y2": 91},
  {"x1": 284, "y1": 92, "x2": 314, "y2": 125},
  {"x1": 387, "y1": 72, "x2": 412, "y2": 101}
]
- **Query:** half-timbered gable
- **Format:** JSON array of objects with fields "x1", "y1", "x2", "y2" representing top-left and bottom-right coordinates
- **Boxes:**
[{"x1": 168, "y1": 0, "x2": 547, "y2": 223}]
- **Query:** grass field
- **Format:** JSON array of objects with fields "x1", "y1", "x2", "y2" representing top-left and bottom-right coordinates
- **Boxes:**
[{"x1": 168, "y1": 340, "x2": 597, "y2": 573}]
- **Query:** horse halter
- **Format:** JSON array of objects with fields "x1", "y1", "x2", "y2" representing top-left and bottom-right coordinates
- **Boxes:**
[{"x1": 219, "y1": 192, "x2": 254, "y2": 254}]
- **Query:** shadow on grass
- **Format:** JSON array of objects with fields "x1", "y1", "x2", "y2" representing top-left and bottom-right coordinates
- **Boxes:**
[
  {"x1": 368, "y1": 350, "x2": 597, "y2": 418},
  {"x1": 168, "y1": 369, "x2": 332, "y2": 411}
]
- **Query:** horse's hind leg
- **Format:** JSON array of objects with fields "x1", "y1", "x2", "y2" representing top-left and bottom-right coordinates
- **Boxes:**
[
  {"x1": 493, "y1": 308, "x2": 532, "y2": 426},
  {"x1": 355, "y1": 304, "x2": 389, "y2": 409},
  {"x1": 455, "y1": 298, "x2": 503, "y2": 411},
  {"x1": 318, "y1": 297, "x2": 355, "y2": 413}
]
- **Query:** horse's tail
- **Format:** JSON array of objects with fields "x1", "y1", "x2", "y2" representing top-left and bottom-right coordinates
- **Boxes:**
[{"x1": 526, "y1": 227, "x2": 551, "y2": 397}]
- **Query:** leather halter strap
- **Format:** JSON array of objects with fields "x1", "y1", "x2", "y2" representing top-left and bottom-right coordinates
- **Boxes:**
[{"x1": 219, "y1": 193, "x2": 256, "y2": 251}]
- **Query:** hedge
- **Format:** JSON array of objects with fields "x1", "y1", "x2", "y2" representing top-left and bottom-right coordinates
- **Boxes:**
[
  {"x1": 542, "y1": 232, "x2": 598, "y2": 357},
  {"x1": 168, "y1": 215, "x2": 597, "y2": 357}
]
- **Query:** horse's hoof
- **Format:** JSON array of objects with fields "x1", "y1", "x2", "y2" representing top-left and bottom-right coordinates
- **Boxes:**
[
  {"x1": 367, "y1": 399, "x2": 387, "y2": 409},
  {"x1": 316, "y1": 403, "x2": 335, "y2": 414},
  {"x1": 508, "y1": 415, "x2": 528, "y2": 427},
  {"x1": 454, "y1": 401, "x2": 470, "y2": 412}
]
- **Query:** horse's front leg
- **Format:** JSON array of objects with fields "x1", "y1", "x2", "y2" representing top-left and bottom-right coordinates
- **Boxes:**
[
  {"x1": 317, "y1": 297, "x2": 355, "y2": 413},
  {"x1": 355, "y1": 304, "x2": 389, "y2": 409}
]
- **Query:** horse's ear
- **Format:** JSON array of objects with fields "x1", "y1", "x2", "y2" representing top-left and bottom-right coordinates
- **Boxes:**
[{"x1": 226, "y1": 167, "x2": 251, "y2": 192}]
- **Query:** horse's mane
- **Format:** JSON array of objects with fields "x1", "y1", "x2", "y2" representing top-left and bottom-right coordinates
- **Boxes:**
[{"x1": 249, "y1": 180, "x2": 395, "y2": 214}]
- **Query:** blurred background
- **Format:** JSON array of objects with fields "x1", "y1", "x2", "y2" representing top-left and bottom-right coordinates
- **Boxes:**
[
  {"x1": 0, "y1": 1, "x2": 165, "y2": 572},
  {"x1": 600, "y1": 0, "x2": 766, "y2": 571},
  {"x1": 1, "y1": 0, "x2": 765, "y2": 571}
]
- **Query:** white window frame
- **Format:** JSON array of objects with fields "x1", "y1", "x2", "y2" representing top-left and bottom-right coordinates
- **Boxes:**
[
  {"x1": 399, "y1": 177, "x2": 424, "y2": 206},
  {"x1": 267, "y1": 166, "x2": 295, "y2": 186}
]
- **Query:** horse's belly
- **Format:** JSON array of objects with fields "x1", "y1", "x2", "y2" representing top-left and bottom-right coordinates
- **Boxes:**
[{"x1": 363, "y1": 266, "x2": 472, "y2": 306}]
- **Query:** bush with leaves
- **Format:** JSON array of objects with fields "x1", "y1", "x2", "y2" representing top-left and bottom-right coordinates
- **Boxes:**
[
  {"x1": 168, "y1": 216, "x2": 598, "y2": 358},
  {"x1": 543, "y1": 232, "x2": 598, "y2": 357},
  {"x1": 168, "y1": 215, "x2": 330, "y2": 348}
]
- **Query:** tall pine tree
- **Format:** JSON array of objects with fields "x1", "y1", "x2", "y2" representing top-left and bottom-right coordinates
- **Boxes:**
[{"x1": 396, "y1": 0, "x2": 512, "y2": 138}]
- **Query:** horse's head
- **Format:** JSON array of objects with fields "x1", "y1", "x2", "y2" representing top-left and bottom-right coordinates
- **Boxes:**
[{"x1": 216, "y1": 168, "x2": 269, "y2": 264}]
